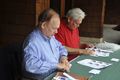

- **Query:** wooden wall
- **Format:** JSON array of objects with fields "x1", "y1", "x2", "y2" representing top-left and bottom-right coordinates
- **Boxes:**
[
  {"x1": 0, "y1": 0, "x2": 50, "y2": 46},
  {"x1": 1, "y1": 0, "x2": 119, "y2": 46},
  {"x1": 65, "y1": 0, "x2": 105, "y2": 38},
  {"x1": 36, "y1": 0, "x2": 50, "y2": 25},
  {"x1": 1, "y1": 0, "x2": 35, "y2": 46}
]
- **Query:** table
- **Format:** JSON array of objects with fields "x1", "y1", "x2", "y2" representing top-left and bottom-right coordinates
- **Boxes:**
[
  {"x1": 70, "y1": 49, "x2": 120, "y2": 80},
  {"x1": 45, "y1": 49, "x2": 120, "y2": 80}
]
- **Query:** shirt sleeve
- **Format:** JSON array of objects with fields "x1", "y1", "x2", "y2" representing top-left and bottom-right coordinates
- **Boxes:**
[
  {"x1": 54, "y1": 38, "x2": 68, "y2": 57},
  {"x1": 23, "y1": 42, "x2": 57, "y2": 74}
]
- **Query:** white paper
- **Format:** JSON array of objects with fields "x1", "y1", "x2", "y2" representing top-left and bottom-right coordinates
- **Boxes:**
[
  {"x1": 91, "y1": 50, "x2": 110, "y2": 57},
  {"x1": 111, "y1": 58, "x2": 119, "y2": 62},
  {"x1": 77, "y1": 59, "x2": 112, "y2": 69},
  {"x1": 52, "y1": 76, "x2": 69, "y2": 80},
  {"x1": 63, "y1": 72, "x2": 76, "y2": 80},
  {"x1": 87, "y1": 47, "x2": 113, "y2": 57},
  {"x1": 52, "y1": 72, "x2": 76, "y2": 80},
  {"x1": 89, "y1": 69, "x2": 101, "y2": 74}
]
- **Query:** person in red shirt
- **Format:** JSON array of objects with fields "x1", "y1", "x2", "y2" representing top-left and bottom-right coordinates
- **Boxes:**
[{"x1": 55, "y1": 8, "x2": 94, "y2": 61}]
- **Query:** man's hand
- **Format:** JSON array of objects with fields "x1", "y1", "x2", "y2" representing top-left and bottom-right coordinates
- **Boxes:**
[
  {"x1": 58, "y1": 56, "x2": 71, "y2": 72},
  {"x1": 86, "y1": 44, "x2": 95, "y2": 48},
  {"x1": 60, "y1": 56, "x2": 68, "y2": 64},
  {"x1": 57, "y1": 63, "x2": 71, "y2": 72}
]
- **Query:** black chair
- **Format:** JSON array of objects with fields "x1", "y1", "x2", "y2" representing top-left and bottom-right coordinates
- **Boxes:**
[
  {"x1": 1, "y1": 43, "x2": 23, "y2": 80},
  {"x1": 1, "y1": 43, "x2": 43, "y2": 80},
  {"x1": 0, "y1": 47, "x2": 14, "y2": 80}
]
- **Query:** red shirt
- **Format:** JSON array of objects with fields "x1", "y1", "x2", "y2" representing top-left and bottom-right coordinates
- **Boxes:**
[{"x1": 55, "y1": 19, "x2": 80, "y2": 61}]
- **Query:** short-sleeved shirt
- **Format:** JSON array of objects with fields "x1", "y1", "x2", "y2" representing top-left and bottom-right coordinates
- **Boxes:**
[{"x1": 55, "y1": 18, "x2": 80, "y2": 61}]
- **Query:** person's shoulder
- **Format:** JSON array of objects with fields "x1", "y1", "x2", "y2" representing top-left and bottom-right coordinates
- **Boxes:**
[
  {"x1": 26, "y1": 28, "x2": 40, "y2": 42},
  {"x1": 59, "y1": 17, "x2": 68, "y2": 29}
]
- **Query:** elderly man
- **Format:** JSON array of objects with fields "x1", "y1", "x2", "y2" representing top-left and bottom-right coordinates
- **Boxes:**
[
  {"x1": 55, "y1": 8, "x2": 94, "y2": 61},
  {"x1": 22, "y1": 8, "x2": 71, "y2": 80}
]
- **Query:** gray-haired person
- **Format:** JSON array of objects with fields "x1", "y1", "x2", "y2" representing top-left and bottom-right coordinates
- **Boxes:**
[{"x1": 55, "y1": 8, "x2": 95, "y2": 61}]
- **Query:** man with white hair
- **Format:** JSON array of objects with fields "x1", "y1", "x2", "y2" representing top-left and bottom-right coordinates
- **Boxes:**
[{"x1": 55, "y1": 8, "x2": 94, "y2": 61}]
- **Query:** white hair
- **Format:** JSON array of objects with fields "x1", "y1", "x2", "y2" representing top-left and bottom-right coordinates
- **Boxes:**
[{"x1": 66, "y1": 8, "x2": 86, "y2": 20}]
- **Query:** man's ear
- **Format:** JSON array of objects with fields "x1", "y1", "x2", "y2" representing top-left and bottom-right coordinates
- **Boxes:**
[
  {"x1": 41, "y1": 22, "x2": 46, "y2": 29},
  {"x1": 67, "y1": 17, "x2": 71, "y2": 23},
  {"x1": 68, "y1": 17, "x2": 73, "y2": 23}
]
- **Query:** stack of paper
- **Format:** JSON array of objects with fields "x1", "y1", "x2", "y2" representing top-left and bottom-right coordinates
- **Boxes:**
[
  {"x1": 77, "y1": 59, "x2": 112, "y2": 69},
  {"x1": 87, "y1": 47, "x2": 113, "y2": 57}
]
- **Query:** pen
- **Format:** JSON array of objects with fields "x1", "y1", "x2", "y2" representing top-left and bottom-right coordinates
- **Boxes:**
[
  {"x1": 63, "y1": 72, "x2": 76, "y2": 80},
  {"x1": 88, "y1": 75, "x2": 93, "y2": 80}
]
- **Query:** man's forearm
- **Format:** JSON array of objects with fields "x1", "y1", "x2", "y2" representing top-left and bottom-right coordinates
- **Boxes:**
[{"x1": 64, "y1": 46, "x2": 80, "y2": 54}]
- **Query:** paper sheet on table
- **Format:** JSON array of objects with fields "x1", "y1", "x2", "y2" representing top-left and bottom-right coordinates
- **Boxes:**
[
  {"x1": 77, "y1": 59, "x2": 112, "y2": 69},
  {"x1": 89, "y1": 69, "x2": 101, "y2": 74},
  {"x1": 111, "y1": 58, "x2": 119, "y2": 62},
  {"x1": 87, "y1": 47, "x2": 113, "y2": 57}
]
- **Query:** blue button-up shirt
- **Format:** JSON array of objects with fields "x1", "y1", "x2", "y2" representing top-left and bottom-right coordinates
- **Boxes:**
[{"x1": 23, "y1": 27, "x2": 68, "y2": 74}]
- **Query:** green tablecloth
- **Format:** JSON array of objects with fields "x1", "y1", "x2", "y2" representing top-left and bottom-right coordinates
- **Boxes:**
[
  {"x1": 45, "y1": 49, "x2": 120, "y2": 80},
  {"x1": 70, "y1": 49, "x2": 120, "y2": 80}
]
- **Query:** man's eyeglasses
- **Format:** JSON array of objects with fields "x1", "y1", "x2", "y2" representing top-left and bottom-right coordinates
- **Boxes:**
[
  {"x1": 74, "y1": 21, "x2": 80, "y2": 27},
  {"x1": 73, "y1": 19, "x2": 83, "y2": 27}
]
